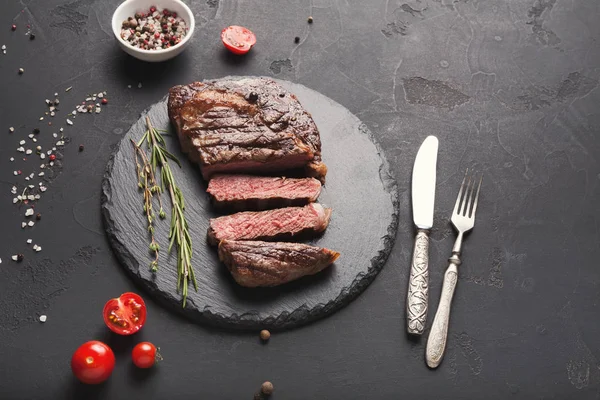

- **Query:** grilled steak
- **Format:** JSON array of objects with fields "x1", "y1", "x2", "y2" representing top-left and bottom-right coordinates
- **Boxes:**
[
  {"x1": 207, "y1": 174, "x2": 322, "y2": 211},
  {"x1": 168, "y1": 77, "x2": 327, "y2": 182},
  {"x1": 218, "y1": 240, "x2": 340, "y2": 287},
  {"x1": 207, "y1": 203, "x2": 331, "y2": 245}
]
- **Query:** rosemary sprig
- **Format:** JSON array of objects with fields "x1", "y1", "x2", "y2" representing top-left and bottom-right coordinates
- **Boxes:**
[
  {"x1": 131, "y1": 139, "x2": 165, "y2": 271},
  {"x1": 138, "y1": 116, "x2": 197, "y2": 307}
]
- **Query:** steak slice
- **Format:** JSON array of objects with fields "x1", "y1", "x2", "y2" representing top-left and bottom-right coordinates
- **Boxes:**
[
  {"x1": 207, "y1": 203, "x2": 332, "y2": 245},
  {"x1": 207, "y1": 174, "x2": 322, "y2": 211},
  {"x1": 168, "y1": 77, "x2": 327, "y2": 182},
  {"x1": 218, "y1": 240, "x2": 340, "y2": 287}
]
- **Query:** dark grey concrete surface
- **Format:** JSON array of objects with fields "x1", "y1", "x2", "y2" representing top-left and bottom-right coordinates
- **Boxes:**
[{"x1": 0, "y1": 0, "x2": 599, "y2": 399}]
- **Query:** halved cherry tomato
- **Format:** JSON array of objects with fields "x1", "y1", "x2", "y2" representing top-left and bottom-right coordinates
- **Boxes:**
[
  {"x1": 71, "y1": 341, "x2": 115, "y2": 385},
  {"x1": 221, "y1": 25, "x2": 256, "y2": 55},
  {"x1": 102, "y1": 292, "x2": 147, "y2": 335},
  {"x1": 132, "y1": 342, "x2": 161, "y2": 369}
]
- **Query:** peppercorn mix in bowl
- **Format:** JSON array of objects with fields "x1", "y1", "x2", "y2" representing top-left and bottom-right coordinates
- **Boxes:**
[{"x1": 112, "y1": 0, "x2": 195, "y2": 62}]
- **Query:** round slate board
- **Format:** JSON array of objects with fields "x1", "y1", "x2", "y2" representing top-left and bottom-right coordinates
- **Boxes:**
[{"x1": 101, "y1": 78, "x2": 399, "y2": 330}]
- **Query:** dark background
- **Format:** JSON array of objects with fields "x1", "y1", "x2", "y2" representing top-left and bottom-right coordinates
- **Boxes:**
[{"x1": 1, "y1": 0, "x2": 599, "y2": 399}]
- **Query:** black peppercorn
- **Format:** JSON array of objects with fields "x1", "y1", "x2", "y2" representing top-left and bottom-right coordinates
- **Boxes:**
[
  {"x1": 307, "y1": 16, "x2": 313, "y2": 23},
  {"x1": 36, "y1": 213, "x2": 41, "y2": 220},
  {"x1": 79, "y1": 144, "x2": 84, "y2": 152},
  {"x1": 33, "y1": 128, "x2": 40, "y2": 134},
  {"x1": 294, "y1": 36, "x2": 300, "y2": 43},
  {"x1": 278, "y1": 93, "x2": 285, "y2": 98},
  {"x1": 29, "y1": 33, "x2": 35, "y2": 40},
  {"x1": 17, "y1": 254, "x2": 24, "y2": 262},
  {"x1": 247, "y1": 92, "x2": 259, "y2": 102}
]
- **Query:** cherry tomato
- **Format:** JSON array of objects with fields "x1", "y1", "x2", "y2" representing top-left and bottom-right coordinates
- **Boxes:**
[
  {"x1": 221, "y1": 25, "x2": 256, "y2": 55},
  {"x1": 71, "y1": 341, "x2": 115, "y2": 385},
  {"x1": 102, "y1": 292, "x2": 147, "y2": 335},
  {"x1": 132, "y1": 342, "x2": 161, "y2": 369}
]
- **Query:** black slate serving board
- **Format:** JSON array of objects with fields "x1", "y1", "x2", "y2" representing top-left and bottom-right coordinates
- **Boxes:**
[{"x1": 101, "y1": 78, "x2": 399, "y2": 330}]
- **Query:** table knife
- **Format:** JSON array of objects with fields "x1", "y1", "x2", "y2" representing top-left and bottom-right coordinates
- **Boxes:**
[{"x1": 406, "y1": 135, "x2": 439, "y2": 335}]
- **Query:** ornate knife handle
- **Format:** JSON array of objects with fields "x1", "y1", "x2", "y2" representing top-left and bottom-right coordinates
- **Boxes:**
[
  {"x1": 425, "y1": 257, "x2": 459, "y2": 368},
  {"x1": 406, "y1": 229, "x2": 429, "y2": 335}
]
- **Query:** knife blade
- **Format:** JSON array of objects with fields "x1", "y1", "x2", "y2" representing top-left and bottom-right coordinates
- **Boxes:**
[{"x1": 406, "y1": 135, "x2": 438, "y2": 335}]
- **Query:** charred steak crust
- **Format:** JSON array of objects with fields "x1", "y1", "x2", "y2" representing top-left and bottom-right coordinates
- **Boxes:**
[
  {"x1": 207, "y1": 203, "x2": 332, "y2": 245},
  {"x1": 207, "y1": 174, "x2": 322, "y2": 211},
  {"x1": 218, "y1": 240, "x2": 340, "y2": 287},
  {"x1": 167, "y1": 78, "x2": 327, "y2": 181}
]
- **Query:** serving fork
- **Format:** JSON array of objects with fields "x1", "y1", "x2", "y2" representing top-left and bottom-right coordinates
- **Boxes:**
[{"x1": 425, "y1": 169, "x2": 482, "y2": 368}]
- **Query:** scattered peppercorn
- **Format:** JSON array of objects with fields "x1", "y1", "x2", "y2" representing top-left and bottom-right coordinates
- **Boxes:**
[
  {"x1": 247, "y1": 92, "x2": 259, "y2": 102},
  {"x1": 11, "y1": 24, "x2": 17, "y2": 31},
  {"x1": 260, "y1": 330, "x2": 271, "y2": 341},
  {"x1": 261, "y1": 382, "x2": 274, "y2": 396},
  {"x1": 18, "y1": 68, "x2": 24, "y2": 74},
  {"x1": 294, "y1": 36, "x2": 300, "y2": 43},
  {"x1": 36, "y1": 213, "x2": 41, "y2": 220},
  {"x1": 17, "y1": 254, "x2": 24, "y2": 262},
  {"x1": 29, "y1": 33, "x2": 35, "y2": 40},
  {"x1": 101, "y1": 98, "x2": 108, "y2": 105},
  {"x1": 33, "y1": 128, "x2": 40, "y2": 134},
  {"x1": 308, "y1": 16, "x2": 313, "y2": 23},
  {"x1": 49, "y1": 154, "x2": 56, "y2": 161},
  {"x1": 79, "y1": 144, "x2": 85, "y2": 152}
]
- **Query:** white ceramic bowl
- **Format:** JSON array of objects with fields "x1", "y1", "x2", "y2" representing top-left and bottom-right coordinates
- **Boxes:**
[{"x1": 112, "y1": 0, "x2": 195, "y2": 62}]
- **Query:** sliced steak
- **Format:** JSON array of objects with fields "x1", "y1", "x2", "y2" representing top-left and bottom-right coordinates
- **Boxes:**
[
  {"x1": 218, "y1": 240, "x2": 340, "y2": 287},
  {"x1": 168, "y1": 77, "x2": 327, "y2": 182},
  {"x1": 207, "y1": 203, "x2": 332, "y2": 245},
  {"x1": 207, "y1": 174, "x2": 322, "y2": 211}
]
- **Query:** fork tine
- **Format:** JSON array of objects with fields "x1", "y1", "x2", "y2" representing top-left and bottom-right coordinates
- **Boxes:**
[
  {"x1": 453, "y1": 169, "x2": 468, "y2": 215},
  {"x1": 466, "y1": 173, "x2": 479, "y2": 217},
  {"x1": 461, "y1": 174, "x2": 473, "y2": 216},
  {"x1": 470, "y1": 174, "x2": 483, "y2": 218}
]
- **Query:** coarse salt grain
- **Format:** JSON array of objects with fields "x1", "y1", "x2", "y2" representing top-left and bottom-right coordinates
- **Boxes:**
[
  {"x1": 19, "y1": 140, "x2": 25, "y2": 145},
  {"x1": 66, "y1": 119, "x2": 73, "y2": 125},
  {"x1": 27, "y1": 195, "x2": 35, "y2": 201},
  {"x1": 10, "y1": 157, "x2": 14, "y2": 161},
  {"x1": 40, "y1": 186, "x2": 47, "y2": 192},
  {"x1": 40, "y1": 154, "x2": 45, "y2": 159},
  {"x1": 13, "y1": 198, "x2": 18, "y2": 203},
  {"x1": 25, "y1": 208, "x2": 34, "y2": 217},
  {"x1": 11, "y1": 186, "x2": 17, "y2": 194},
  {"x1": 11, "y1": 255, "x2": 18, "y2": 261},
  {"x1": 28, "y1": 221, "x2": 35, "y2": 227},
  {"x1": 25, "y1": 149, "x2": 32, "y2": 155},
  {"x1": 17, "y1": 147, "x2": 24, "y2": 152},
  {"x1": 27, "y1": 239, "x2": 32, "y2": 244},
  {"x1": 138, "y1": 82, "x2": 142, "y2": 88},
  {"x1": 38, "y1": 172, "x2": 44, "y2": 176},
  {"x1": 34, "y1": 194, "x2": 40, "y2": 200},
  {"x1": 39, "y1": 315, "x2": 47, "y2": 322},
  {"x1": 21, "y1": 222, "x2": 26, "y2": 228},
  {"x1": 34, "y1": 245, "x2": 41, "y2": 252}
]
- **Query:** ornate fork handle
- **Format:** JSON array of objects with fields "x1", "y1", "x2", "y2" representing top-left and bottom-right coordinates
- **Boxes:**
[
  {"x1": 407, "y1": 229, "x2": 429, "y2": 335},
  {"x1": 426, "y1": 253, "x2": 461, "y2": 368}
]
